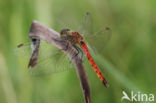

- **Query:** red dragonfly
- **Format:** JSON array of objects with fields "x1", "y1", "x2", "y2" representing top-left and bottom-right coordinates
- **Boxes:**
[{"x1": 15, "y1": 12, "x2": 111, "y2": 88}]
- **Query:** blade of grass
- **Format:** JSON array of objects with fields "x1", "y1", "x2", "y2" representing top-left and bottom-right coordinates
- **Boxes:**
[{"x1": 0, "y1": 53, "x2": 18, "y2": 103}]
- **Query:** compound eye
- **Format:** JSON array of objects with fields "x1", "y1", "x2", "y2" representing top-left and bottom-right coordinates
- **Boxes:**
[
  {"x1": 60, "y1": 29, "x2": 70, "y2": 34},
  {"x1": 60, "y1": 30, "x2": 65, "y2": 35},
  {"x1": 66, "y1": 29, "x2": 70, "y2": 31}
]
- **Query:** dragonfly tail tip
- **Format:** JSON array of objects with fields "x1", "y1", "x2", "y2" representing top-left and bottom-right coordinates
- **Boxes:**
[
  {"x1": 103, "y1": 81, "x2": 109, "y2": 88},
  {"x1": 105, "y1": 84, "x2": 109, "y2": 88}
]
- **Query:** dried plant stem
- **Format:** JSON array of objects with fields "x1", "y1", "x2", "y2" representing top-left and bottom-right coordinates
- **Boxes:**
[{"x1": 28, "y1": 21, "x2": 91, "y2": 103}]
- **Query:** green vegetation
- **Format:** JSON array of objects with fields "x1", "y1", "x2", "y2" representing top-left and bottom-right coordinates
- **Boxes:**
[{"x1": 0, "y1": 0, "x2": 156, "y2": 103}]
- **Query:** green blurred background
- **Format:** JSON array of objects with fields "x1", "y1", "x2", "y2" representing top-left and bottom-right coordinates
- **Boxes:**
[{"x1": 0, "y1": 0, "x2": 156, "y2": 103}]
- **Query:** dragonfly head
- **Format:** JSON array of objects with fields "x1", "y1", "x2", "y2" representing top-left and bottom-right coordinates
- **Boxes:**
[
  {"x1": 60, "y1": 29, "x2": 71, "y2": 40},
  {"x1": 60, "y1": 29, "x2": 70, "y2": 35}
]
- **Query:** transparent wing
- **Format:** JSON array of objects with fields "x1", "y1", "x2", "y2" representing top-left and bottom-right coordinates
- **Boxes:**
[
  {"x1": 77, "y1": 12, "x2": 112, "y2": 53},
  {"x1": 77, "y1": 12, "x2": 93, "y2": 35},
  {"x1": 53, "y1": 12, "x2": 79, "y2": 33},
  {"x1": 15, "y1": 43, "x2": 33, "y2": 58},
  {"x1": 15, "y1": 40, "x2": 74, "y2": 76},
  {"x1": 85, "y1": 27, "x2": 112, "y2": 53},
  {"x1": 29, "y1": 50, "x2": 74, "y2": 76},
  {"x1": 15, "y1": 40, "x2": 59, "y2": 59}
]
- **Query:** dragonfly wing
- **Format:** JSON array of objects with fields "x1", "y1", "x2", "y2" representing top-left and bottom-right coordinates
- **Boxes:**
[
  {"x1": 15, "y1": 40, "x2": 74, "y2": 76},
  {"x1": 85, "y1": 27, "x2": 112, "y2": 54},
  {"x1": 15, "y1": 40, "x2": 59, "y2": 59},
  {"x1": 54, "y1": 12, "x2": 79, "y2": 33},
  {"x1": 29, "y1": 51, "x2": 74, "y2": 76},
  {"x1": 77, "y1": 13, "x2": 112, "y2": 53},
  {"x1": 15, "y1": 42, "x2": 32, "y2": 58},
  {"x1": 77, "y1": 12, "x2": 93, "y2": 35}
]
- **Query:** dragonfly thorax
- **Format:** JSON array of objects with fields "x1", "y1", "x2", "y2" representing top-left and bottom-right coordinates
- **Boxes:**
[{"x1": 60, "y1": 29, "x2": 84, "y2": 45}]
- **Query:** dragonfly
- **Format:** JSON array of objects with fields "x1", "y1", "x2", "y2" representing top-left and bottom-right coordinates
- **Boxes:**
[{"x1": 15, "y1": 12, "x2": 111, "y2": 88}]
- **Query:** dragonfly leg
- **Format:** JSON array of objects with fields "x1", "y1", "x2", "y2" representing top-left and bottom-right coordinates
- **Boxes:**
[
  {"x1": 77, "y1": 46, "x2": 84, "y2": 60},
  {"x1": 72, "y1": 45, "x2": 83, "y2": 60},
  {"x1": 71, "y1": 45, "x2": 79, "y2": 59}
]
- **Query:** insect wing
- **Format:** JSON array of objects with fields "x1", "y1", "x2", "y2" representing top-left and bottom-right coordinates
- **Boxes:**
[
  {"x1": 15, "y1": 40, "x2": 74, "y2": 76},
  {"x1": 85, "y1": 27, "x2": 112, "y2": 54},
  {"x1": 15, "y1": 42, "x2": 33, "y2": 58},
  {"x1": 29, "y1": 50, "x2": 74, "y2": 76},
  {"x1": 77, "y1": 12, "x2": 112, "y2": 53},
  {"x1": 77, "y1": 12, "x2": 93, "y2": 35},
  {"x1": 15, "y1": 40, "x2": 58, "y2": 59}
]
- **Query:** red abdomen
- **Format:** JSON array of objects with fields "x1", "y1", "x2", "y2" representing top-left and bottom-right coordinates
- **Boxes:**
[{"x1": 79, "y1": 42, "x2": 109, "y2": 88}]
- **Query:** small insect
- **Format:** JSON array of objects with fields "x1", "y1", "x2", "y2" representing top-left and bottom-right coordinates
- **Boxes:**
[{"x1": 15, "y1": 12, "x2": 111, "y2": 88}]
